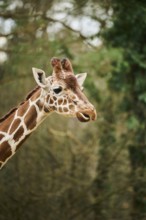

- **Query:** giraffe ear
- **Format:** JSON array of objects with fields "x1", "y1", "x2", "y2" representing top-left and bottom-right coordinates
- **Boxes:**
[
  {"x1": 32, "y1": 67, "x2": 47, "y2": 88},
  {"x1": 76, "y1": 73, "x2": 87, "y2": 87}
]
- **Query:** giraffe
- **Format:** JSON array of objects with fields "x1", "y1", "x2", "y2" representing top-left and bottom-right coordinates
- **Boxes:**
[{"x1": 0, "y1": 57, "x2": 96, "y2": 169}]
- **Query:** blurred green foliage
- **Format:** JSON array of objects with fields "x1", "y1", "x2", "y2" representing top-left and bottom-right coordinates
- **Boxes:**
[{"x1": 0, "y1": 0, "x2": 146, "y2": 220}]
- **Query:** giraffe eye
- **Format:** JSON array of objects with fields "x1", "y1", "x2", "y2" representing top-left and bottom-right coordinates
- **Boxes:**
[{"x1": 53, "y1": 86, "x2": 62, "y2": 94}]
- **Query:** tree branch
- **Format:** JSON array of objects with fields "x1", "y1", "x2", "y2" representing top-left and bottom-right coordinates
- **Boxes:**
[
  {"x1": 43, "y1": 15, "x2": 99, "y2": 48},
  {"x1": 0, "y1": 48, "x2": 12, "y2": 53},
  {"x1": 43, "y1": 15, "x2": 98, "y2": 39},
  {"x1": 0, "y1": 33, "x2": 14, "y2": 37},
  {"x1": 0, "y1": 11, "x2": 100, "y2": 48}
]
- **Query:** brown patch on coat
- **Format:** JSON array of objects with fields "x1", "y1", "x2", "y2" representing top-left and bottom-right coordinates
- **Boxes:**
[
  {"x1": 24, "y1": 105, "x2": 37, "y2": 130},
  {"x1": 0, "y1": 141, "x2": 12, "y2": 162},
  {"x1": 63, "y1": 99, "x2": 67, "y2": 105},
  {"x1": 63, "y1": 107, "x2": 68, "y2": 112},
  {"x1": 44, "y1": 106, "x2": 50, "y2": 113},
  {"x1": 0, "y1": 134, "x2": 4, "y2": 141},
  {"x1": 0, "y1": 113, "x2": 15, "y2": 133},
  {"x1": 50, "y1": 98, "x2": 54, "y2": 104},
  {"x1": 13, "y1": 126, "x2": 24, "y2": 142},
  {"x1": 9, "y1": 119, "x2": 21, "y2": 134},
  {"x1": 51, "y1": 106, "x2": 56, "y2": 111},
  {"x1": 70, "y1": 95, "x2": 77, "y2": 100},
  {"x1": 58, "y1": 99, "x2": 63, "y2": 105},
  {"x1": 17, "y1": 101, "x2": 30, "y2": 117},
  {"x1": 36, "y1": 99, "x2": 50, "y2": 113},
  {"x1": 69, "y1": 105, "x2": 75, "y2": 111},
  {"x1": 36, "y1": 100, "x2": 43, "y2": 111}
]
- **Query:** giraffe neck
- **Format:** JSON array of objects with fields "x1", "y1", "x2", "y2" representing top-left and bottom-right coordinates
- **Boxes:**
[{"x1": 0, "y1": 87, "x2": 51, "y2": 168}]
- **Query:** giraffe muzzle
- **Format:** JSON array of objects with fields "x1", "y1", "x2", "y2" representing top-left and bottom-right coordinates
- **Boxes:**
[{"x1": 76, "y1": 108, "x2": 97, "y2": 122}]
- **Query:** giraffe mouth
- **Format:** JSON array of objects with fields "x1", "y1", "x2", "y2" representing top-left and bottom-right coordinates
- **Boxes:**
[{"x1": 76, "y1": 112, "x2": 90, "y2": 122}]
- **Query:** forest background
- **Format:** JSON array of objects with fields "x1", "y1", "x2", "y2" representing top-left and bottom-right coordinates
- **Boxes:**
[{"x1": 0, "y1": 0, "x2": 146, "y2": 220}]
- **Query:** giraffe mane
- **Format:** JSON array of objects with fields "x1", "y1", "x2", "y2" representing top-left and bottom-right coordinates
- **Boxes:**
[
  {"x1": 0, "y1": 86, "x2": 40, "y2": 123},
  {"x1": 0, "y1": 108, "x2": 17, "y2": 123},
  {"x1": 25, "y1": 86, "x2": 40, "y2": 100}
]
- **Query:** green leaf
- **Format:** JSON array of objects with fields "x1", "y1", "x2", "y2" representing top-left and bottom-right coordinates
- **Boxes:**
[
  {"x1": 126, "y1": 116, "x2": 140, "y2": 130},
  {"x1": 138, "y1": 93, "x2": 146, "y2": 103}
]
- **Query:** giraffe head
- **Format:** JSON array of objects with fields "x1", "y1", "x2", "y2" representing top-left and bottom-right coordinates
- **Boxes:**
[{"x1": 32, "y1": 58, "x2": 96, "y2": 122}]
